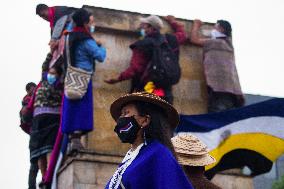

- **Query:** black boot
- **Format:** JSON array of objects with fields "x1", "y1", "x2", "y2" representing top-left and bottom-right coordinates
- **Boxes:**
[{"x1": 67, "y1": 133, "x2": 84, "y2": 156}]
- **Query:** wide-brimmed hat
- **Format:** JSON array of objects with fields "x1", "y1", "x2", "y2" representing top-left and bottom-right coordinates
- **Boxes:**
[
  {"x1": 139, "y1": 15, "x2": 164, "y2": 30},
  {"x1": 172, "y1": 134, "x2": 216, "y2": 166},
  {"x1": 177, "y1": 153, "x2": 216, "y2": 167},
  {"x1": 110, "y1": 92, "x2": 179, "y2": 128}
]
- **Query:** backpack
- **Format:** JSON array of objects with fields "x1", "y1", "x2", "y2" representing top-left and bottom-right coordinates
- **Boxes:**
[
  {"x1": 19, "y1": 83, "x2": 41, "y2": 134},
  {"x1": 145, "y1": 34, "x2": 181, "y2": 88},
  {"x1": 19, "y1": 95, "x2": 33, "y2": 134}
]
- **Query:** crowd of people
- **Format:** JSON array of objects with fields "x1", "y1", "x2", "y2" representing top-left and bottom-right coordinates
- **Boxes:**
[{"x1": 19, "y1": 3, "x2": 244, "y2": 189}]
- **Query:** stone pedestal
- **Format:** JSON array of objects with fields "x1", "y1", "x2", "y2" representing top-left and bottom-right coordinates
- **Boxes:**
[
  {"x1": 57, "y1": 5, "x2": 211, "y2": 189},
  {"x1": 57, "y1": 151, "x2": 122, "y2": 189},
  {"x1": 212, "y1": 169, "x2": 254, "y2": 189}
]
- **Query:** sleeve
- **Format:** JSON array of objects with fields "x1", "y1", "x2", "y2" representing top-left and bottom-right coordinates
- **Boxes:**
[
  {"x1": 42, "y1": 53, "x2": 53, "y2": 72},
  {"x1": 168, "y1": 20, "x2": 187, "y2": 44},
  {"x1": 41, "y1": 53, "x2": 53, "y2": 80},
  {"x1": 24, "y1": 82, "x2": 41, "y2": 118},
  {"x1": 84, "y1": 39, "x2": 107, "y2": 63},
  {"x1": 118, "y1": 49, "x2": 148, "y2": 81},
  {"x1": 51, "y1": 15, "x2": 68, "y2": 39}
]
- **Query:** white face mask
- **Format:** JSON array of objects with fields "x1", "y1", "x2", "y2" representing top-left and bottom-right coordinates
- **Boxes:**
[
  {"x1": 201, "y1": 29, "x2": 212, "y2": 37},
  {"x1": 89, "y1": 25, "x2": 95, "y2": 33},
  {"x1": 211, "y1": 29, "x2": 226, "y2": 39}
]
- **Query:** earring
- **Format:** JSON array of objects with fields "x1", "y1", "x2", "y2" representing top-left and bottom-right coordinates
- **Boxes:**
[{"x1": 143, "y1": 130, "x2": 147, "y2": 146}]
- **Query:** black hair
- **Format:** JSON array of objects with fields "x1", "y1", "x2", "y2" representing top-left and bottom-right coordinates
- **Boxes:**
[
  {"x1": 26, "y1": 82, "x2": 36, "y2": 92},
  {"x1": 133, "y1": 101, "x2": 176, "y2": 156},
  {"x1": 36, "y1": 4, "x2": 48, "y2": 15},
  {"x1": 217, "y1": 20, "x2": 232, "y2": 37},
  {"x1": 183, "y1": 166, "x2": 205, "y2": 177},
  {"x1": 72, "y1": 8, "x2": 91, "y2": 27},
  {"x1": 50, "y1": 64, "x2": 63, "y2": 77}
]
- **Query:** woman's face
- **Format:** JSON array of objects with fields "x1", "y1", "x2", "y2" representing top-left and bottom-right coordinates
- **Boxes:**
[
  {"x1": 139, "y1": 23, "x2": 154, "y2": 36},
  {"x1": 39, "y1": 9, "x2": 49, "y2": 21},
  {"x1": 88, "y1": 15, "x2": 95, "y2": 26},
  {"x1": 48, "y1": 67, "x2": 59, "y2": 78},
  {"x1": 214, "y1": 23, "x2": 224, "y2": 34},
  {"x1": 85, "y1": 15, "x2": 95, "y2": 32},
  {"x1": 120, "y1": 104, "x2": 139, "y2": 118},
  {"x1": 119, "y1": 103, "x2": 150, "y2": 128}
]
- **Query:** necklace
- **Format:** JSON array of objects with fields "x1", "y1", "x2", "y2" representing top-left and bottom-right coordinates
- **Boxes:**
[{"x1": 108, "y1": 143, "x2": 144, "y2": 189}]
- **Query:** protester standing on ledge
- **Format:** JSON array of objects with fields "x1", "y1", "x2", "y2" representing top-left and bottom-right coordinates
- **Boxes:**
[
  {"x1": 36, "y1": 3, "x2": 77, "y2": 31},
  {"x1": 190, "y1": 19, "x2": 244, "y2": 112},
  {"x1": 105, "y1": 15, "x2": 186, "y2": 104},
  {"x1": 61, "y1": 8, "x2": 106, "y2": 153},
  {"x1": 29, "y1": 65, "x2": 64, "y2": 178},
  {"x1": 19, "y1": 82, "x2": 39, "y2": 189}
]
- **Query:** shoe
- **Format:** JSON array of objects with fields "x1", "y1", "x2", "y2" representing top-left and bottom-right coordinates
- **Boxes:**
[
  {"x1": 38, "y1": 181, "x2": 51, "y2": 189},
  {"x1": 67, "y1": 138, "x2": 84, "y2": 156}
]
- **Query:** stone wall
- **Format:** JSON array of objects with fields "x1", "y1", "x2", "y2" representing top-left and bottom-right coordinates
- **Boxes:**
[
  {"x1": 58, "y1": 151, "x2": 121, "y2": 189},
  {"x1": 83, "y1": 5, "x2": 210, "y2": 156}
]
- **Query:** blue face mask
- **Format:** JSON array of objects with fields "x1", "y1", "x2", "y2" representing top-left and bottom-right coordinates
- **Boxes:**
[
  {"x1": 66, "y1": 22, "x2": 73, "y2": 32},
  {"x1": 140, "y1": 29, "x2": 146, "y2": 37},
  {"x1": 89, "y1": 25, "x2": 95, "y2": 33},
  {"x1": 47, "y1": 74, "x2": 57, "y2": 85}
]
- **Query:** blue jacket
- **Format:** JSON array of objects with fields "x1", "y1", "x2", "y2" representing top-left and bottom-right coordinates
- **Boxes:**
[{"x1": 74, "y1": 39, "x2": 106, "y2": 72}]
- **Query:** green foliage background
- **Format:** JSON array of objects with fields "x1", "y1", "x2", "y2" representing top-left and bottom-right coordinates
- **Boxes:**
[{"x1": 272, "y1": 175, "x2": 284, "y2": 189}]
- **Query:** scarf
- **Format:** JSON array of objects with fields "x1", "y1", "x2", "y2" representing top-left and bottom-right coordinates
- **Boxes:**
[
  {"x1": 48, "y1": 7, "x2": 56, "y2": 29},
  {"x1": 108, "y1": 143, "x2": 144, "y2": 189}
]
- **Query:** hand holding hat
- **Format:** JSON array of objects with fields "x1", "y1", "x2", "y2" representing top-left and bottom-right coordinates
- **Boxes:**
[{"x1": 163, "y1": 15, "x2": 176, "y2": 23}]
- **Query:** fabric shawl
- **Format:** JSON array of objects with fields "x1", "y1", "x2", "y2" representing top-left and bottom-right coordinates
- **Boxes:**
[
  {"x1": 105, "y1": 140, "x2": 193, "y2": 189},
  {"x1": 203, "y1": 38, "x2": 243, "y2": 96}
]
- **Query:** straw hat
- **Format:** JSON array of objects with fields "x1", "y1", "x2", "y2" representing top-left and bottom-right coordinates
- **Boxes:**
[
  {"x1": 110, "y1": 92, "x2": 179, "y2": 128},
  {"x1": 171, "y1": 134, "x2": 209, "y2": 155},
  {"x1": 139, "y1": 15, "x2": 164, "y2": 30},
  {"x1": 177, "y1": 153, "x2": 216, "y2": 167},
  {"x1": 172, "y1": 134, "x2": 216, "y2": 166}
]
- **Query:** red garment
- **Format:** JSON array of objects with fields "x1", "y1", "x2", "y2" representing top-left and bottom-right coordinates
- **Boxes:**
[
  {"x1": 167, "y1": 20, "x2": 187, "y2": 44},
  {"x1": 22, "y1": 95, "x2": 32, "y2": 106},
  {"x1": 48, "y1": 7, "x2": 56, "y2": 29},
  {"x1": 118, "y1": 20, "x2": 186, "y2": 81},
  {"x1": 153, "y1": 88, "x2": 165, "y2": 97},
  {"x1": 72, "y1": 26, "x2": 91, "y2": 35},
  {"x1": 118, "y1": 49, "x2": 149, "y2": 81},
  {"x1": 27, "y1": 82, "x2": 42, "y2": 112},
  {"x1": 20, "y1": 95, "x2": 33, "y2": 134}
]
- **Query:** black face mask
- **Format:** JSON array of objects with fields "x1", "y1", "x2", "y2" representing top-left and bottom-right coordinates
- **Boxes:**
[{"x1": 114, "y1": 116, "x2": 141, "y2": 144}]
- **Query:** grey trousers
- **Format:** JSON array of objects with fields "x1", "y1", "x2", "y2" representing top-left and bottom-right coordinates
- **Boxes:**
[{"x1": 208, "y1": 91, "x2": 237, "y2": 113}]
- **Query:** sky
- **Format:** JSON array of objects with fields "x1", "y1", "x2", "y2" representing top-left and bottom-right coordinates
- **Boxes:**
[{"x1": 0, "y1": 0, "x2": 283, "y2": 188}]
